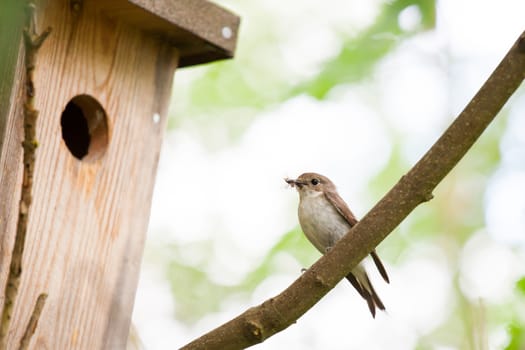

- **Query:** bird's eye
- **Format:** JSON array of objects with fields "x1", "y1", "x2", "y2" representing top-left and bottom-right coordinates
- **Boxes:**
[{"x1": 311, "y1": 178, "x2": 320, "y2": 185}]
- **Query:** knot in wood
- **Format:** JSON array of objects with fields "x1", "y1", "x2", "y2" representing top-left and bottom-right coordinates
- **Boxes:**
[
  {"x1": 70, "y1": 0, "x2": 83, "y2": 13},
  {"x1": 245, "y1": 320, "x2": 264, "y2": 342},
  {"x1": 314, "y1": 275, "x2": 329, "y2": 288}
]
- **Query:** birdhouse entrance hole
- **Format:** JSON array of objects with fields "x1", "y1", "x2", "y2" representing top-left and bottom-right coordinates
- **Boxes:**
[{"x1": 60, "y1": 95, "x2": 108, "y2": 161}]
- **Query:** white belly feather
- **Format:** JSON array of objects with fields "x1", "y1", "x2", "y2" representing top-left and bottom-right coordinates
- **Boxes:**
[{"x1": 298, "y1": 193, "x2": 352, "y2": 254}]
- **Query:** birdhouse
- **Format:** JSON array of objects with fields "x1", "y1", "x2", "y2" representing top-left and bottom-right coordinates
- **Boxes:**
[{"x1": 0, "y1": 0, "x2": 239, "y2": 348}]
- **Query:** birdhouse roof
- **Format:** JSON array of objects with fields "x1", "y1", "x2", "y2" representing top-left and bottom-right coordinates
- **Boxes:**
[{"x1": 103, "y1": 0, "x2": 240, "y2": 67}]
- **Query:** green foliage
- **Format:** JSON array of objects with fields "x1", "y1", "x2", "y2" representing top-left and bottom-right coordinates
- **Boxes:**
[
  {"x1": 159, "y1": 241, "x2": 236, "y2": 322},
  {"x1": 516, "y1": 277, "x2": 525, "y2": 295},
  {"x1": 171, "y1": 0, "x2": 437, "y2": 133},
  {"x1": 293, "y1": 0, "x2": 436, "y2": 99},
  {"x1": 506, "y1": 323, "x2": 525, "y2": 350},
  {"x1": 0, "y1": 0, "x2": 25, "y2": 129},
  {"x1": 239, "y1": 228, "x2": 317, "y2": 291},
  {"x1": 167, "y1": 258, "x2": 236, "y2": 322},
  {"x1": 162, "y1": 229, "x2": 317, "y2": 323}
]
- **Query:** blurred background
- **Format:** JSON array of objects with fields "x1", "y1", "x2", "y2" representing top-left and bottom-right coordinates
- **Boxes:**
[{"x1": 131, "y1": 0, "x2": 525, "y2": 349}]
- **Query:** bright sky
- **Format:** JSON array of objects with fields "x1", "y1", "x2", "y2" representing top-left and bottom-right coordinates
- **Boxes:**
[{"x1": 132, "y1": 1, "x2": 525, "y2": 349}]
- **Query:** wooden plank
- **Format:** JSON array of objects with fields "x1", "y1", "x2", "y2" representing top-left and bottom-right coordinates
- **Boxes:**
[
  {"x1": 0, "y1": 0, "x2": 178, "y2": 348},
  {"x1": 0, "y1": 0, "x2": 24, "y2": 157},
  {"x1": 96, "y1": 0, "x2": 240, "y2": 67},
  {"x1": 0, "y1": 0, "x2": 26, "y2": 318}
]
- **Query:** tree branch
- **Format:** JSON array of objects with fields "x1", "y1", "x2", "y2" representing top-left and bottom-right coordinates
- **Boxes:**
[
  {"x1": 0, "y1": 3, "x2": 50, "y2": 348},
  {"x1": 18, "y1": 293, "x2": 47, "y2": 350},
  {"x1": 181, "y1": 30, "x2": 525, "y2": 350}
]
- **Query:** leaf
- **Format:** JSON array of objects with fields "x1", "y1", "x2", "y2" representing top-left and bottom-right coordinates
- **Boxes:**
[
  {"x1": 516, "y1": 277, "x2": 525, "y2": 295},
  {"x1": 506, "y1": 322, "x2": 525, "y2": 350}
]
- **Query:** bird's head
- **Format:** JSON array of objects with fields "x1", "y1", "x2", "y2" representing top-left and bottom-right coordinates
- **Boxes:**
[{"x1": 285, "y1": 172, "x2": 336, "y2": 198}]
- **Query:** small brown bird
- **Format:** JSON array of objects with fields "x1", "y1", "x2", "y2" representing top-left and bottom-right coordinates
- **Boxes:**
[{"x1": 286, "y1": 172, "x2": 389, "y2": 317}]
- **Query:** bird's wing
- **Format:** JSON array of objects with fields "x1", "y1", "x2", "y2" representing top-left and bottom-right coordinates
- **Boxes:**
[
  {"x1": 323, "y1": 190, "x2": 358, "y2": 225},
  {"x1": 324, "y1": 190, "x2": 389, "y2": 283}
]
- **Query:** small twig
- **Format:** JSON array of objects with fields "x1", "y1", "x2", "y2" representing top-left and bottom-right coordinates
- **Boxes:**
[
  {"x1": 18, "y1": 294, "x2": 47, "y2": 350},
  {"x1": 0, "y1": 3, "x2": 50, "y2": 349}
]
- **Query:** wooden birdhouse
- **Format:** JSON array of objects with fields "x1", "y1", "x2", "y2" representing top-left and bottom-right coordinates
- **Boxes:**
[{"x1": 0, "y1": 0, "x2": 239, "y2": 348}]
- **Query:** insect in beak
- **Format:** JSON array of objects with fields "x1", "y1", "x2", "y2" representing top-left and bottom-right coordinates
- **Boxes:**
[{"x1": 285, "y1": 178, "x2": 305, "y2": 188}]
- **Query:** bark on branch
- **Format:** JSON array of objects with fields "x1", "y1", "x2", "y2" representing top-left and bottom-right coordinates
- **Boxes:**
[{"x1": 181, "y1": 30, "x2": 525, "y2": 350}]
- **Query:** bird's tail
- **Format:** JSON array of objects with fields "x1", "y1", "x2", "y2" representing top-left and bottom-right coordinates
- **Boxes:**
[{"x1": 346, "y1": 265, "x2": 385, "y2": 318}]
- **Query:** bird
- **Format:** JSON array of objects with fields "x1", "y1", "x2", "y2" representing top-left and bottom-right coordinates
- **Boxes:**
[{"x1": 285, "y1": 172, "x2": 389, "y2": 317}]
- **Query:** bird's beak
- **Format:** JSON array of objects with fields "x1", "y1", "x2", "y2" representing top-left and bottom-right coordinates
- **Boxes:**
[{"x1": 285, "y1": 178, "x2": 305, "y2": 188}]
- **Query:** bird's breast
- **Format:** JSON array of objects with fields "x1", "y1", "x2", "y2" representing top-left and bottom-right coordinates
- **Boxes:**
[{"x1": 298, "y1": 195, "x2": 352, "y2": 253}]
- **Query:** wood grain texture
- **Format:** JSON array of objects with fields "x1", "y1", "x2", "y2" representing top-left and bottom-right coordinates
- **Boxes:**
[
  {"x1": 0, "y1": 0, "x2": 179, "y2": 348},
  {"x1": 97, "y1": 0, "x2": 240, "y2": 67},
  {"x1": 0, "y1": 6, "x2": 52, "y2": 346}
]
